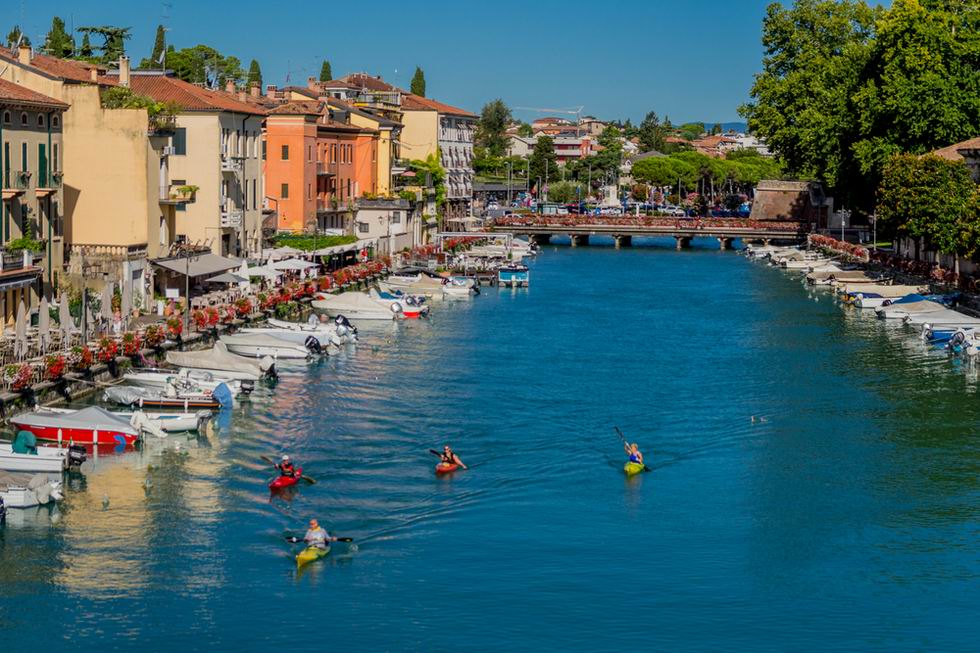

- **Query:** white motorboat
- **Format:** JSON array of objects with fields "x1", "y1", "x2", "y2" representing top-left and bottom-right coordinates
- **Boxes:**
[
  {"x1": 166, "y1": 341, "x2": 275, "y2": 380},
  {"x1": 369, "y1": 288, "x2": 430, "y2": 318},
  {"x1": 41, "y1": 406, "x2": 210, "y2": 435},
  {"x1": 904, "y1": 308, "x2": 980, "y2": 327},
  {"x1": 220, "y1": 333, "x2": 315, "y2": 360},
  {"x1": 0, "y1": 475, "x2": 63, "y2": 509},
  {"x1": 241, "y1": 319, "x2": 347, "y2": 348},
  {"x1": 265, "y1": 317, "x2": 357, "y2": 344},
  {"x1": 123, "y1": 368, "x2": 245, "y2": 395},
  {"x1": 312, "y1": 292, "x2": 401, "y2": 321},
  {"x1": 875, "y1": 299, "x2": 946, "y2": 320},
  {"x1": 0, "y1": 443, "x2": 69, "y2": 474}
]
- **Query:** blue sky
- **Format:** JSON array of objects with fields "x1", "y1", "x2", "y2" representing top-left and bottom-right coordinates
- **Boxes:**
[{"x1": 11, "y1": 0, "x2": 774, "y2": 123}]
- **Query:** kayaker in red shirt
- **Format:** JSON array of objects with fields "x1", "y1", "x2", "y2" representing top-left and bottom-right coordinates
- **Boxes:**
[
  {"x1": 440, "y1": 445, "x2": 467, "y2": 469},
  {"x1": 277, "y1": 455, "x2": 298, "y2": 478}
]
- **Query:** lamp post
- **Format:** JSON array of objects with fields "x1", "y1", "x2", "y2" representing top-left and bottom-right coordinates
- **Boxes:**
[{"x1": 181, "y1": 245, "x2": 200, "y2": 336}]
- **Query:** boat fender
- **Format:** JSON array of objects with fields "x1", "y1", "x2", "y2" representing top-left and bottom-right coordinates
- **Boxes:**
[
  {"x1": 951, "y1": 332, "x2": 966, "y2": 348},
  {"x1": 390, "y1": 302, "x2": 403, "y2": 314},
  {"x1": 212, "y1": 383, "x2": 234, "y2": 408},
  {"x1": 259, "y1": 356, "x2": 276, "y2": 373},
  {"x1": 304, "y1": 335, "x2": 323, "y2": 355}
]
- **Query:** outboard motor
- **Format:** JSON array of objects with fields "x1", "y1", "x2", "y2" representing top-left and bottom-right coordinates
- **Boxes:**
[
  {"x1": 304, "y1": 335, "x2": 323, "y2": 356},
  {"x1": 259, "y1": 355, "x2": 278, "y2": 380},
  {"x1": 949, "y1": 331, "x2": 967, "y2": 352},
  {"x1": 67, "y1": 444, "x2": 88, "y2": 469},
  {"x1": 0, "y1": 496, "x2": 6, "y2": 526},
  {"x1": 212, "y1": 382, "x2": 234, "y2": 408},
  {"x1": 240, "y1": 379, "x2": 255, "y2": 396}
]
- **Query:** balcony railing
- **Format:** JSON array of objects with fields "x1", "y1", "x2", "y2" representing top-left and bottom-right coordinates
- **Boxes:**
[
  {"x1": 3, "y1": 170, "x2": 31, "y2": 191},
  {"x1": 1, "y1": 249, "x2": 31, "y2": 272},
  {"x1": 221, "y1": 155, "x2": 243, "y2": 173},
  {"x1": 148, "y1": 114, "x2": 178, "y2": 135},
  {"x1": 220, "y1": 209, "x2": 243, "y2": 228},
  {"x1": 161, "y1": 184, "x2": 198, "y2": 204},
  {"x1": 316, "y1": 161, "x2": 334, "y2": 176}
]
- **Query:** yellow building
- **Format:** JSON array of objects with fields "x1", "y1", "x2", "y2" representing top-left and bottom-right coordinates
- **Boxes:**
[{"x1": 0, "y1": 48, "x2": 182, "y2": 306}]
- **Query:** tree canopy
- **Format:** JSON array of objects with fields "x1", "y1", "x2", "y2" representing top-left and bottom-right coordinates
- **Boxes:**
[
  {"x1": 319, "y1": 60, "x2": 332, "y2": 82},
  {"x1": 528, "y1": 136, "x2": 558, "y2": 191},
  {"x1": 139, "y1": 24, "x2": 166, "y2": 69},
  {"x1": 638, "y1": 111, "x2": 667, "y2": 152},
  {"x1": 247, "y1": 59, "x2": 262, "y2": 88},
  {"x1": 166, "y1": 44, "x2": 243, "y2": 87},
  {"x1": 475, "y1": 99, "x2": 512, "y2": 157},
  {"x1": 5, "y1": 25, "x2": 30, "y2": 48},
  {"x1": 410, "y1": 66, "x2": 426, "y2": 97},
  {"x1": 76, "y1": 26, "x2": 131, "y2": 63},
  {"x1": 43, "y1": 17, "x2": 75, "y2": 58}
]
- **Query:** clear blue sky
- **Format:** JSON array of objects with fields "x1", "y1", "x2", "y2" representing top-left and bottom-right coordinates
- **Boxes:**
[{"x1": 13, "y1": 0, "x2": 774, "y2": 123}]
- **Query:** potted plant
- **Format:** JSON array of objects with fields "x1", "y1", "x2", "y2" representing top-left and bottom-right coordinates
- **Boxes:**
[
  {"x1": 170, "y1": 184, "x2": 199, "y2": 202},
  {"x1": 97, "y1": 336, "x2": 119, "y2": 364},
  {"x1": 144, "y1": 324, "x2": 165, "y2": 348},
  {"x1": 5, "y1": 363, "x2": 33, "y2": 391},
  {"x1": 235, "y1": 298, "x2": 253, "y2": 318},
  {"x1": 166, "y1": 316, "x2": 183, "y2": 339},
  {"x1": 44, "y1": 354, "x2": 66, "y2": 381},
  {"x1": 122, "y1": 332, "x2": 143, "y2": 357},
  {"x1": 68, "y1": 345, "x2": 94, "y2": 372}
]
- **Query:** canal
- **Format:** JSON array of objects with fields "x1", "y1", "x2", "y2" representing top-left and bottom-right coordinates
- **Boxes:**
[{"x1": 2, "y1": 237, "x2": 978, "y2": 651}]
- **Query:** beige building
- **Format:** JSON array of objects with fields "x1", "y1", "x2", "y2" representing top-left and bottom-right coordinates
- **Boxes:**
[
  {"x1": 124, "y1": 73, "x2": 267, "y2": 258},
  {"x1": 0, "y1": 48, "x2": 182, "y2": 307},
  {"x1": 354, "y1": 198, "x2": 413, "y2": 255},
  {"x1": 0, "y1": 78, "x2": 67, "y2": 323}
]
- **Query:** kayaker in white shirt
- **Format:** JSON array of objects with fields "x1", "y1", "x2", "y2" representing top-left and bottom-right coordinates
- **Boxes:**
[{"x1": 304, "y1": 519, "x2": 337, "y2": 550}]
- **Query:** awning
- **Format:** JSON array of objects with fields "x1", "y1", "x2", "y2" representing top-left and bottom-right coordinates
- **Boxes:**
[
  {"x1": 260, "y1": 246, "x2": 304, "y2": 261},
  {"x1": 152, "y1": 253, "x2": 243, "y2": 278},
  {"x1": 205, "y1": 272, "x2": 249, "y2": 284},
  {"x1": 271, "y1": 258, "x2": 319, "y2": 271},
  {"x1": 311, "y1": 238, "x2": 377, "y2": 257},
  {"x1": 244, "y1": 265, "x2": 283, "y2": 281},
  {"x1": 0, "y1": 275, "x2": 39, "y2": 292}
]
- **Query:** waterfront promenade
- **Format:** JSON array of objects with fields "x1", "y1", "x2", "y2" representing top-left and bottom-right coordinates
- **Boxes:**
[{"x1": 489, "y1": 215, "x2": 807, "y2": 249}]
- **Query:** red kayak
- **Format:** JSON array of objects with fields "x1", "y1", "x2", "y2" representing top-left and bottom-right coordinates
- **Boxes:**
[
  {"x1": 269, "y1": 467, "x2": 302, "y2": 490},
  {"x1": 435, "y1": 463, "x2": 459, "y2": 475}
]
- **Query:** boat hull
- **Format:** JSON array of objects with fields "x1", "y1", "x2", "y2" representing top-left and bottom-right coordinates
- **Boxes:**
[{"x1": 9, "y1": 422, "x2": 139, "y2": 446}]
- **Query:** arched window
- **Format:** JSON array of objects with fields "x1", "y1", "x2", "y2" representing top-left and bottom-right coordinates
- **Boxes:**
[
  {"x1": 20, "y1": 112, "x2": 28, "y2": 126},
  {"x1": 2, "y1": 111, "x2": 10, "y2": 124},
  {"x1": 52, "y1": 115, "x2": 60, "y2": 128},
  {"x1": 37, "y1": 114, "x2": 45, "y2": 127}
]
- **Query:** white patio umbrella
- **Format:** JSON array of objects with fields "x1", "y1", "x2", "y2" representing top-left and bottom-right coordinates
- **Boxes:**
[
  {"x1": 121, "y1": 277, "x2": 132, "y2": 331},
  {"x1": 38, "y1": 297, "x2": 50, "y2": 352},
  {"x1": 101, "y1": 282, "x2": 114, "y2": 332},
  {"x1": 59, "y1": 291, "x2": 72, "y2": 346},
  {"x1": 14, "y1": 300, "x2": 27, "y2": 360}
]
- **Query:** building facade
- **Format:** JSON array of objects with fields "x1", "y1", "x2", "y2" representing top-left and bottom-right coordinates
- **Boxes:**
[{"x1": 0, "y1": 78, "x2": 67, "y2": 323}]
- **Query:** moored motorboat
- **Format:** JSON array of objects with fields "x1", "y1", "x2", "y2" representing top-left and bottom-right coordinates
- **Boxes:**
[
  {"x1": 0, "y1": 442, "x2": 70, "y2": 474},
  {"x1": 312, "y1": 292, "x2": 401, "y2": 321},
  {"x1": 123, "y1": 368, "x2": 247, "y2": 395},
  {"x1": 103, "y1": 383, "x2": 233, "y2": 411},
  {"x1": 369, "y1": 288, "x2": 429, "y2": 318},
  {"x1": 166, "y1": 341, "x2": 276, "y2": 381},
  {"x1": 10, "y1": 406, "x2": 142, "y2": 447},
  {"x1": 498, "y1": 264, "x2": 530, "y2": 287},
  {"x1": 220, "y1": 333, "x2": 317, "y2": 359}
]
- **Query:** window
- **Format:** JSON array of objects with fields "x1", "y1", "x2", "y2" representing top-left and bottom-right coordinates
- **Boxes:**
[
  {"x1": 281, "y1": 144, "x2": 289, "y2": 160},
  {"x1": 281, "y1": 183, "x2": 289, "y2": 199},
  {"x1": 52, "y1": 115, "x2": 59, "y2": 128},
  {"x1": 37, "y1": 114, "x2": 44, "y2": 128},
  {"x1": 2, "y1": 111, "x2": 9, "y2": 124},
  {"x1": 331, "y1": 144, "x2": 337, "y2": 163},
  {"x1": 262, "y1": 140, "x2": 267, "y2": 160},
  {"x1": 37, "y1": 143, "x2": 47, "y2": 187},
  {"x1": 20, "y1": 113, "x2": 28, "y2": 127},
  {"x1": 173, "y1": 128, "x2": 187, "y2": 155},
  {"x1": 358, "y1": 222, "x2": 369, "y2": 234},
  {"x1": 251, "y1": 180, "x2": 256, "y2": 211},
  {"x1": 307, "y1": 183, "x2": 312, "y2": 200},
  {"x1": 346, "y1": 179, "x2": 351, "y2": 196},
  {"x1": 308, "y1": 145, "x2": 313, "y2": 163},
  {"x1": 21, "y1": 142, "x2": 28, "y2": 171},
  {"x1": 52, "y1": 144, "x2": 59, "y2": 173},
  {"x1": 391, "y1": 211, "x2": 401, "y2": 224}
]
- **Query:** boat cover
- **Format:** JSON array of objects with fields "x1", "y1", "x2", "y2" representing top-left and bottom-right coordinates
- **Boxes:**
[
  {"x1": 166, "y1": 341, "x2": 272, "y2": 375},
  {"x1": 11, "y1": 406, "x2": 139, "y2": 435},
  {"x1": 313, "y1": 292, "x2": 394, "y2": 313}
]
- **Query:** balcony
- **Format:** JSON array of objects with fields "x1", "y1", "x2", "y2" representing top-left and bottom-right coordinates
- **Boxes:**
[
  {"x1": 1, "y1": 249, "x2": 32, "y2": 272},
  {"x1": 221, "y1": 155, "x2": 244, "y2": 173},
  {"x1": 148, "y1": 114, "x2": 178, "y2": 135},
  {"x1": 36, "y1": 171, "x2": 63, "y2": 197},
  {"x1": 316, "y1": 161, "x2": 334, "y2": 176},
  {"x1": 220, "y1": 208, "x2": 243, "y2": 228},
  {"x1": 160, "y1": 184, "x2": 198, "y2": 205},
  {"x1": 2, "y1": 170, "x2": 31, "y2": 201}
]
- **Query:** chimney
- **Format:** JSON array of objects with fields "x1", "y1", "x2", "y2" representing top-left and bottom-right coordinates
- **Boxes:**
[
  {"x1": 265, "y1": 84, "x2": 277, "y2": 98},
  {"x1": 90, "y1": 68, "x2": 99, "y2": 82},
  {"x1": 250, "y1": 82, "x2": 260, "y2": 98},
  {"x1": 307, "y1": 76, "x2": 318, "y2": 91},
  {"x1": 225, "y1": 79, "x2": 236, "y2": 94},
  {"x1": 119, "y1": 55, "x2": 131, "y2": 87},
  {"x1": 17, "y1": 45, "x2": 31, "y2": 65}
]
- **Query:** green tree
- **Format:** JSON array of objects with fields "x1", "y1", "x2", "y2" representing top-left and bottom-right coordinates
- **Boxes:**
[
  {"x1": 547, "y1": 181, "x2": 582, "y2": 204},
  {"x1": 139, "y1": 24, "x2": 166, "y2": 69},
  {"x1": 877, "y1": 153, "x2": 980, "y2": 256},
  {"x1": 678, "y1": 122, "x2": 705, "y2": 141},
  {"x1": 166, "y1": 45, "x2": 243, "y2": 87},
  {"x1": 43, "y1": 17, "x2": 74, "y2": 57},
  {"x1": 319, "y1": 60, "x2": 332, "y2": 82},
  {"x1": 78, "y1": 33, "x2": 93, "y2": 58},
  {"x1": 638, "y1": 111, "x2": 666, "y2": 152},
  {"x1": 410, "y1": 66, "x2": 426, "y2": 97},
  {"x1": 247, "y1": 59, "x2": 262, "y2": 87},
  {"x1": 77, "y1": 26, "x2": 132, "y2": 64},
  {"x1": 711, "y1": 123, "x2": 722, "y2": 135},
  {"x1": 475, "y1": 99, "x2": 512, "y2": 157},
  {"x1": 528, "y1": 135, "x2": 558, "y2": 193},
  {"x1": 5, "y1": 25, "x2": 30, "y2": 48},
  {"x1": 516, "y1": 122, "x2": 533, "y2": 138}
]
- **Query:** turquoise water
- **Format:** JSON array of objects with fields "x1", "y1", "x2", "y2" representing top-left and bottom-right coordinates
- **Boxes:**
[{"x1": 2, "y1": 238, "x2": 980, "y2": 651}]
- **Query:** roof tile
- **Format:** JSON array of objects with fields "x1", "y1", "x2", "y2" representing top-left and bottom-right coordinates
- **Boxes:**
[{"x1": 0, "y1": 78, "x2": 68, "y2": 109}]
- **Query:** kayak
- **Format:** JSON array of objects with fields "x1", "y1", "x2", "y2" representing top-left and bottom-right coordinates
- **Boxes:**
[
  {"x1": 435, "y1": 462, "x2": 459, "y2": 475},
  {"x1": 624, "y1": 461, "x2": 646, "y2": 476},
  {"x1": 296, "y1": 544, "x2": 330, "y2": 567},
  {"x1": 269, "y1": 467, "x2": 303, "y2": 490}
]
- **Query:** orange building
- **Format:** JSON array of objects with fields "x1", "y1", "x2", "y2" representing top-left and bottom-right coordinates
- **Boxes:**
[{"x1": 264, "y1": 101, "x2": 378, "y2": 233}]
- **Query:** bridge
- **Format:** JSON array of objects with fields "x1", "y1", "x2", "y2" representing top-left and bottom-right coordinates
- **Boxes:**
[{"x1": 487, "y1": 218, "x2": 808, "y2": 250}]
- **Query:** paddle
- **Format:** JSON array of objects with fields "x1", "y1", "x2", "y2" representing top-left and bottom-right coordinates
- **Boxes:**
[
  {"x1": 285, "y1": 536, "x2": 353, "y2": 543},
  {"x1": 261, "y1": 454, "x2": 317, "y2": 485},
  {"x1": 614, "y1": 426, "x2": 651, "y2": 472}
]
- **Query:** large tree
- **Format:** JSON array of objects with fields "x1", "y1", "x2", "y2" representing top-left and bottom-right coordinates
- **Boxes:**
[
  {"x1": 78, "y1": 33, "x2": 93, "y2": 58},
  {"x1": 410, "y1": 66, "x2": 426, "y2": 97},
  {"x1": 637, "y1": 111, "x2": 666, "y2": 152},
  {"x1": 43, "y1": 17, "x2": 74, "y2": 58},
  {"x1": 528, "y1": 135, "x2": 558, "y2": 193},
  {"x1": 5, "y1": 25, "x2": 30, "y2": 48},
  {"x1": 166, "y1": 45, "x2": 243, "y2": 87},
  {"x1": 76, "y1": 26, "x2": 132, "y2": 64},
  {"x1": 319, "y1": 60, "x2": 332, "y2": 82},
  {"x1": 475, "y1": 99, "x2": 512, "y2": 157},
  {"x1": 247, "y1": 59, "x2": 262, "y2": 87},
  {"x1": 139, "y1": 24, "x2": 166, "y2": 69}
]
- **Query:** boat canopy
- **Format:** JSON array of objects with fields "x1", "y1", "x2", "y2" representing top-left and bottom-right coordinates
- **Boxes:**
[{"x1": 11, "y1": 406, "x2": 139, "y2": 435}]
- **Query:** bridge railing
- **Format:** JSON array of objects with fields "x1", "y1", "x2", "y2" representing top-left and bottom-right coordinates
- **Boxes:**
[{"x1": 490, "y1": 215, "x2": 808, "y2": 233}]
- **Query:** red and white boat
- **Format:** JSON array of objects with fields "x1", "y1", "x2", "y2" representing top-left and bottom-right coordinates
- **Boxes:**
[{"x1": 9, "y1": 406, "x2": 141, "y2": 447}]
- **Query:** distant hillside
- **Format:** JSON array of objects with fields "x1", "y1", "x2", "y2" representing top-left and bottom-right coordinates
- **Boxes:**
[{"x1": 692, "y1": 121, "x2": 748, "y2": 133}]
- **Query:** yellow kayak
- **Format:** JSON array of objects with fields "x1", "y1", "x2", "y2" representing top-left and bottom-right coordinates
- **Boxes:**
[
  {"x1": 296, "y1": 545, "x2": 331, "y2": 567},
  {"x1": 624, "y1": 461, "x2": 646, "y2": 476}
]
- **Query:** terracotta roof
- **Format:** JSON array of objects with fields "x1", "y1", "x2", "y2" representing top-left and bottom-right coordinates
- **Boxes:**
[
  {"x1": 126, "y1": 75, "x2": 268, "y2": 115},
  {"x1": 339, "y1": 73, "x2": 397, "y2": 92},
  {"x1": 0, "y1": 78, "x2": 68, "y2": 109},
  {"x1": 326, "y1": 97, "x2": 401, "y2": 128},
  {"x1": 282, "y1": 86, "x2": 320, "y2": 99},
  {"x1": 269, "y1": 100, "x2": 324, "y2": 115},
  {"x1": 0, "y1": 50, "x2": 116, "y2": 85},
  {"x1": 931, "y1": 137, "x2": 980, "y2": 161},
  {"x1": 402, "y1": 93, "x2": 476, "y2": 118},
  {"x1": 319, "y1": 79, "x2": 360, "y2": 90}
]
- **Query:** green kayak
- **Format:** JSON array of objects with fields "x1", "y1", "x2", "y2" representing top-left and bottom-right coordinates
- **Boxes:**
[
  {"x1": 623, "y1": 461, "x2": 645, "y2": 476},
  {"x1": 296, "y1": 545, "x2": 331, "y2": 567}
]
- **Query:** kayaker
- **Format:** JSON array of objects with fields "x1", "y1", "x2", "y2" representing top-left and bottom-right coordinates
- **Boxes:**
[
  {"x1": 625, "y1": 442, "x2": 644, "y2": 466},
  {"x1": 276, "y1": 455, "x2": 298, "y2": 478},
  {"x1": 304, "y1": 519, "x2": 337, "y2": 550},
  {"x1": 440, "y1": 445, "x2": 467, "y2": 470}
]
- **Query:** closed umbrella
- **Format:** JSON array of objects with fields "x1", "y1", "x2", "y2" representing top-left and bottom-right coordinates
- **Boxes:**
[
  {"x1": 121, "y1": 278, "x2": 132, "y2": 331},
  {"x1": 15, "y1": 300, "x2": 27, "y2": 360},
  {"x1": 59, "y1": 291, "x2": 72, "y2": 346},
  {"x1": 38, "y1": 297, "x2": 50, "y2": 352},
  {"x1": 101, "y1": 282, "x2": 113, "y2": 333}
]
